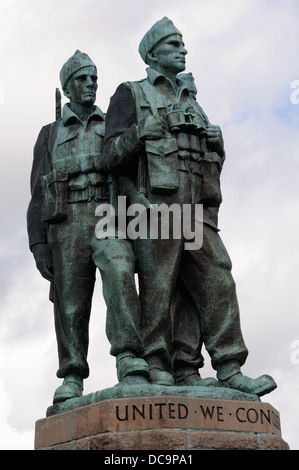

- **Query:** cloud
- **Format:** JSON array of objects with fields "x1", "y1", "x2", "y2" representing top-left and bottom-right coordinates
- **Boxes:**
[{"x1": 0, "y1": 378, "x2": 34, "y2": 450}]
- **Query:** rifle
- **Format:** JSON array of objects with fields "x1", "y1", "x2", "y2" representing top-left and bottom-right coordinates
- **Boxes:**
[
  {"x1": 48, "y1": 87, "x2": 62, "y2": 304},
  {"x1": 55, "y1": 88, "x2": 62, "y2": 120}
]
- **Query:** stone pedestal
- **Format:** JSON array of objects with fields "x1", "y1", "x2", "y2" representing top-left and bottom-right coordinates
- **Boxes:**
[{"x1": 34, "y1": 385, "x2": 289, "y2": 451}]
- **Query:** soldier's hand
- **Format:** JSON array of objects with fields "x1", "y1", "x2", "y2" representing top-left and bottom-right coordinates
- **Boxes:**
[
  {"x1": 138, "y1": 115, "x2": 165, "y2": 141},
  {"x1": 32, "y1": 243, "x2": 54, "y2": 282},
  {"x1": 205, "y1": 124, "x2": 224, "y2": 155},
  {"x1": 205, "y1": 124, "x2": 222, "y2": 141}
]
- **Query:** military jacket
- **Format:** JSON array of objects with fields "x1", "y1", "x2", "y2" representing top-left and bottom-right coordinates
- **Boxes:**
[
  {"x1": 27, "y1": 104, "x2": 107, "y2": 250},
  {"x1": 101, "y1": 68, "x2": 225, "y2": 227}
]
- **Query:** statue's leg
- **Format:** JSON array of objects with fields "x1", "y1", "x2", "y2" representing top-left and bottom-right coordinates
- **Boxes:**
[
  {"x1": 134, "y1": 236, "x2": 183, "y2": 385},
  {"x1": 171, "y1": 276, "x2": 204, "y2": 373},
  {"x1": 91, "y1": 237, "x2": 149, "y2": 383},
  {"x1": 171, "y1": 276, "x2": 219, "y2": 386},
  {"x1": 180, "y1": 224, "x2": 276, "y2": 395},
  {"x1": 49, "y1": 202, "x2": 96, "y2": 403},
  {"x1": 180, "y1": 224, "x2": 248, "y2": 369},
  {"x1": 51, "y1": 247, "x2": 94, "y2": 381}
]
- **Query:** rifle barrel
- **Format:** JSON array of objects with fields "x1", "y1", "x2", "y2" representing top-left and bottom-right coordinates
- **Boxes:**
[{"x1": 55, "y1": 88, "x2": 62, "y2": 121}]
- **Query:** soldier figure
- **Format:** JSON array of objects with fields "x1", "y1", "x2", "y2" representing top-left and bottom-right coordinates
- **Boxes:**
[
  {"x1": 101, "y1": 18, "x2": 276, "y2": 396},
  {"x1": 27, "y1": 51, "x2": 149, "y2": 404}
]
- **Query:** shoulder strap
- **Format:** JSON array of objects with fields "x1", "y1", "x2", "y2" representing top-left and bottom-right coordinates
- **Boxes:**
[
  {"x1": 45, "y1": 120, "x2": 60, "y2": 170},
  {"x1": 125, "y1": 80, "x2": 157, "y2": 120}
]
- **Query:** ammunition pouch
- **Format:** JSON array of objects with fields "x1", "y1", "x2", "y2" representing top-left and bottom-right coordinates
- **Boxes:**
[
  {"x1": 145, "y1": 138, "x2": 179, "y2": 193},
  {"x1": 67, "y1": 183, "x2": 109, "y2": 203},
  {"x1": 41, "y1": 170, "x2": 68, "y2": 223},
  {"x1": 53, "y1": 152, "x2": 98, "y2": 176},
  {"x1": 200, "y1": 152, "x2": 223, "y2": 207}
]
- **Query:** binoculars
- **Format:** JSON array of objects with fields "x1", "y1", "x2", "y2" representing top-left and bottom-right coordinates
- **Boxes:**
[{"x1": 166, "y1": 105, "x2": 207, "y2": 134}]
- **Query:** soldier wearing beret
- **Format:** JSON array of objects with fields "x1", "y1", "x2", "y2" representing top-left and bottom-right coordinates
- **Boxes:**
[
  {"x1": 27, "y1": 51, "x2": 149, "y2": 404},
  {"x1": 101, "y1": 18, "x2": 276, "y2": 396}
]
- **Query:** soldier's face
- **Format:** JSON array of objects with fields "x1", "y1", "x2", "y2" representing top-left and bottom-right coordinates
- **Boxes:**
[
  {"x1": 150, "y1": 34, "x2": 188, "y2": 75},
  {"x1": 65, "y1": 66, "x2": 98, "y2": 106}
]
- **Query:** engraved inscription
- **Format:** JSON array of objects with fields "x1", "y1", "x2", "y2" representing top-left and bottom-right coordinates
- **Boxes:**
[
  {"x1": 114, "y1": 399, "x2": 281, "y2": 433},
  {"x1": 116, "y1": 402, "x2": 188, "y2": 421},
  {"x1": 236, "y1": 406, "x2": 281, "y2": 430}
]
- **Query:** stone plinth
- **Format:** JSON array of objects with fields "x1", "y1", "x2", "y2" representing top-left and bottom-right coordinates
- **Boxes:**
[{"x1": 35, "y1": 385, "x2": 289, "y2": 450}]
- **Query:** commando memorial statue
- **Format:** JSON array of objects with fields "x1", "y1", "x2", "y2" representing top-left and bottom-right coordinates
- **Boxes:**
[
  {"x1": 27, "y1": 51, "x2": 148, "y2": 404},
  {"x1": 27, "y1": 18, "x2": 277, "y2": 407}
]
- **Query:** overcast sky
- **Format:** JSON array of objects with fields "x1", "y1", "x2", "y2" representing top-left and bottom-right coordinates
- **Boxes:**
[{"x1": 0, "y1": 0, "x2": 299, "y2": 450}]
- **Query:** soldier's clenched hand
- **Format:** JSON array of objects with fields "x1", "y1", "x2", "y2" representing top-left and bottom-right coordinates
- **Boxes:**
[
  {"x1": 138, "y1": 115, "x2": 165, "y2": 141},
  {"x1": 205, "y1": 124, "x2": 224, "y2": 155},
  {"x1": 32, "y1": 243, "x2": 54, "y2": 282}
]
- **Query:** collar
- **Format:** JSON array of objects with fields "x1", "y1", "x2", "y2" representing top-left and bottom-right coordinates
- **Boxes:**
[
  {"x1": 146, "y1": 67, "x2": 189, "y2": 95},
  {"x1": 62, "y1": 103, "x2": 105, "y2": 125}
]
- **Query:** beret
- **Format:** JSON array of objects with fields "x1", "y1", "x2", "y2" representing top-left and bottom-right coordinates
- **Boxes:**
[
  {"x1": 138, "y1": 17, "x2": 182, "y2": 64},
  {"x1": 60, "y1": 50, "x2": 96, "y2": 88}
]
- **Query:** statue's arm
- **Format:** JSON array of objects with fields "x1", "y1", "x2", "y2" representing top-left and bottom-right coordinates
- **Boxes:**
[
  {"x1": 27, "y1": 126, "x2": 54, "y2": 282},
  {"x1": 193, "y1": 100, "x2": 225, "y2": 159},
  {"x1": 205, "y1": 124, "x2": 225, "y2": 158},
  {"x1": 101, "y1": 83, "x2": 144, "y2": 174}
]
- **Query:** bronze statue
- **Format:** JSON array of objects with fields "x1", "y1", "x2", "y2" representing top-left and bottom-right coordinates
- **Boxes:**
[
  {"x1": 101, "y1": 17, "x2": 277, "y2": 396},
  {"x1": 27, "y1": 51, "x2": 150, "y2": 404},
  {"x1": 28, "y1": 22, "x2": 277, "y2": 405}
]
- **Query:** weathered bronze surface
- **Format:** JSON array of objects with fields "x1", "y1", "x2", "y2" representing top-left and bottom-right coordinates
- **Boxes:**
[
  {"x1": 27, "y1": 50, "x2": 147, "y2": 404},
  {"x1": 28, "y1": 20, "x2": 277, "y2": 407}
]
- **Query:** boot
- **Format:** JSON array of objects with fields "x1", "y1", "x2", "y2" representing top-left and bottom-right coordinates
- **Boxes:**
[
  {"x1": 147, "y1": 356, "x2": 175, "y2": 386},
  {"x1": 150, "y1": 368, "x2": 175, "y2": 385},
  {"x1": 53, "y1": 375, "x2": 83, "y2": 404},
  {"x1": 217, "y1": 361, "x2": 277, "y2": 397},
  {"x1": 116, "y1": 351, "x2": 150, "y2": 384},
  {"x1": 175, "y1": 368, "x2": 221, "y2": 387}
]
